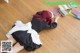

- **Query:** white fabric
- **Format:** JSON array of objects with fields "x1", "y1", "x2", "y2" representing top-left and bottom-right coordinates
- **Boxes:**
[{"x1": 6, "y1": 20, "x2": 42, "y2": 45}]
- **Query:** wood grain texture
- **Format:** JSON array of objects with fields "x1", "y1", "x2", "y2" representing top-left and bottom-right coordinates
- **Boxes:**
[{"x1": 0, "y1": 0, "x2": 80, "y2": 53}]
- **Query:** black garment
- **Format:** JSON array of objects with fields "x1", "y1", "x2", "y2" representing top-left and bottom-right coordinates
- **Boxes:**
[
  {"x1": 31, "y1": 17, "x2": 57, "y2": 32},
  {"x1": 31, "y1": 17, "x2": 50, "y2": 32},
  {"x1": 12, "y1": 30, "x2": 42, "y2": 51}
]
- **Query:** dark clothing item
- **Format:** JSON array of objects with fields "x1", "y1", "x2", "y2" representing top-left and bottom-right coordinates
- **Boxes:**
[
  {"x1": 31, "y1": 17, "x2": 50, "y2": 32},
  {"x1": 12, "y1": 30, "x2": 42, "y2": 51},
  {"x1": 31, "y1": 17, "x2": 57, "y2": 32}
]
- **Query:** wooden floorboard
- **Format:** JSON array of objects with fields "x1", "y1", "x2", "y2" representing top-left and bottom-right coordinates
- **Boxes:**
[{"x1": 0, "y1": 0, "x2": 80, "y2": 53}]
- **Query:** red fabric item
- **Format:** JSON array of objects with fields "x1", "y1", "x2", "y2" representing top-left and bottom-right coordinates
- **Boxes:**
[{"x1": 34, "y1": 10, "x2": 53, "y2": 25}]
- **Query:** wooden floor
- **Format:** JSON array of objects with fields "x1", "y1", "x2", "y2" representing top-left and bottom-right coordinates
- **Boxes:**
[{"x1": 0, "y1": 0, "x2": 80, "y2": 53}]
